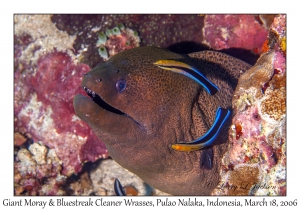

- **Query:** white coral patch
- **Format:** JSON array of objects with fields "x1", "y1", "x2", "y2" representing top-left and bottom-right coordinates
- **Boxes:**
[
  {"x1": 221, "y1": 27, "x2": 229, "y2": 40},
  {"x1": 29, "y1": 142, "x2": 48, "y2": 165}
]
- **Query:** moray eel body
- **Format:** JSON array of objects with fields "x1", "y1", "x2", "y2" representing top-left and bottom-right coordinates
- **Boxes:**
[{"x1": 73, "y1": 46, "x2": 251, "y2": 195}]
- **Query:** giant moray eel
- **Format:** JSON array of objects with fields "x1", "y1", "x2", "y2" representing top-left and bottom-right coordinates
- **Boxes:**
[{"x1": 73, "y1": 46, "x2": 252, "y2": 195}]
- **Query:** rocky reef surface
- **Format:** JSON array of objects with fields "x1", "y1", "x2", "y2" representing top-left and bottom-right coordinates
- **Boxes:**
[
  {"x1": 212, "y1": 15, "x2": 286, "y2": 195},
  {"x1": 14, "y1": 15, "x2": 108, "y2": 179},
  {"x1": 14, "y1": 14, "x2": 284, "y2": 195},
  {"x1": 14, "y1": 141, "x2": 67, "y2": 195}
]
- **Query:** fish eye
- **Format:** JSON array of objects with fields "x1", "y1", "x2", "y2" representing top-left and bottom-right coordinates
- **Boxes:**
[{"x1": 116, "y1": 79, "x2": 126, "y2": 92}]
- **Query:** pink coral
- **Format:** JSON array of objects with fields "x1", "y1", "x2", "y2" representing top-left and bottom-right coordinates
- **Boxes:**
[
  {"x1": 271, "y1": 15, "x2": 286, "y2": 38},
  {"x1": 31, "y1": 51, "x2": 90, "y2": 135},
  {"x1": 274, "y1": 50, "x2": 286, "y2": 74},
  {"x1": 203, "y1": 15, "x2": 268, "y2": 51},
  {"x1": 15, "y1": 51, "x2": 108, "y2": 176}
]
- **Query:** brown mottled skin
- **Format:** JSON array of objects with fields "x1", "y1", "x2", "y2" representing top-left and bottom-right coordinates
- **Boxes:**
[{"x1": 73, "y1": 47, "x2": 251, "y2": 195}]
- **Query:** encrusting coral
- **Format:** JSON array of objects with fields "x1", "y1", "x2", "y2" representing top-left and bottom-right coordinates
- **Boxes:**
[
  {"x1": 96, "y1": 23, "x2": 141, "y2": 60},
  {"x1": 202, "y1": 15, "x2": 268, "y2": 51},
  {"x1": 213, "y1": 14, "x2": 286, "y2": 196},
  {"x1": 14, "y1": 15, "x2": 108, "y2": 178},
  {"x1": 14, "y1": 141, "x2": 67, "y2": 195}
]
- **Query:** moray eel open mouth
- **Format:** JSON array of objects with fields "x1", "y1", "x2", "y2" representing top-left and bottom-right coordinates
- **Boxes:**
[
  {"x1": 83, "y1": 86, "x2": 126, "y2": 116},
  {"x1": 82, "y1": 86, "x2": 145, "y2": 129}
]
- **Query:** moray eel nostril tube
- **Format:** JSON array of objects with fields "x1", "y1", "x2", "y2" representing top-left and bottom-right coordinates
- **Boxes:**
[{"x1": 73, "y1": 46, "x2": 252, "y2": 195}]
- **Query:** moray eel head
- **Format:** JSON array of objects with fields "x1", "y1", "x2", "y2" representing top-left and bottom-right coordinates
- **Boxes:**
[
  {"x1": 74, "y1": 47, "x2": 199, "y2": 140},
  {"x1": 74, "y1": 55, "x2": 144, "y2": 137}
]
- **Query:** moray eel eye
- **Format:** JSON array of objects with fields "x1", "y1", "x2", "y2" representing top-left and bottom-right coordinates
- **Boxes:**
[{"x1": 116, "y1": 79, "x2": 126, "y2": 92}]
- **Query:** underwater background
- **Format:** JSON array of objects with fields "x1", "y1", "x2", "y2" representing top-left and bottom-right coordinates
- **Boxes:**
[{"x1": 14, "y1": 14, "x2": 286, "y2": 195}]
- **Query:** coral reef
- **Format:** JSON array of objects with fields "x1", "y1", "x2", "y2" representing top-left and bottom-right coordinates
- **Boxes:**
[
  {"x1": 96, "y1": 23, "x2": 141, "y2": 60},
  {"x1": 256, "y1": 15, "x2": 278, "y2": 30},
  {"x1": 66, "y1": 170, "x2": 95, "y2": 196},
  {"x1": 14, "y1": 132, "x2": 27, "y2": 146},
  {"x1": 202, "y1": 15, "x2": 268, "y2": 51},
  {"x1": 14, "y1": 15, "x2": 108, "y2": 177},
  {"x1": 14, "y1": 141, "x2": 67, "y2": 195},
  {"x1": 213, "y1": 15, "x2": 286, "y2": 196},
  {"x1": 51, "y1": 14, "x2": 207, "y2": 67},
  {"x1": 89, "y1": 159, "x2": 170, "y2": 196},
  {"x1": 14, "y1": 14, "x2": 284, "y2": 195},
  {"x1": 225, "y1": 164, "x2": 260, "y2": 195},
  {"x1": 61, "y1": 158, "x2": 169, "y2": 196}
]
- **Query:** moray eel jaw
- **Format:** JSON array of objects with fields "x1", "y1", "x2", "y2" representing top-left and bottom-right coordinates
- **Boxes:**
[
  {"x1": 82, "y1": 86, "x2": 126, "y2": 116},
  {"x1": 73, "y1": 65, "x2": 145, "y2": 136},
  {"x1": 73, "y1": 93, "x2": 131, "y2": 135},
  {"x1": 77, "y1": 85, "x2": 144, "y2": 128}
]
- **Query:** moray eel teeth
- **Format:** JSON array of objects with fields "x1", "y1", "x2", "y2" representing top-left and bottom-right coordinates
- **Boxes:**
[
  {"x1": 154, "y1": 60, "x2": 220, "y2": 95},
  {"x1": 172, "y1": 107, "x2": 231, "y2": 151},
  {"x1": 114, "y1": 178, "x2": 126, "y2": 196},
  {"x1": 83, "y1": 86, "x2": 126, "y2": 116}
]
